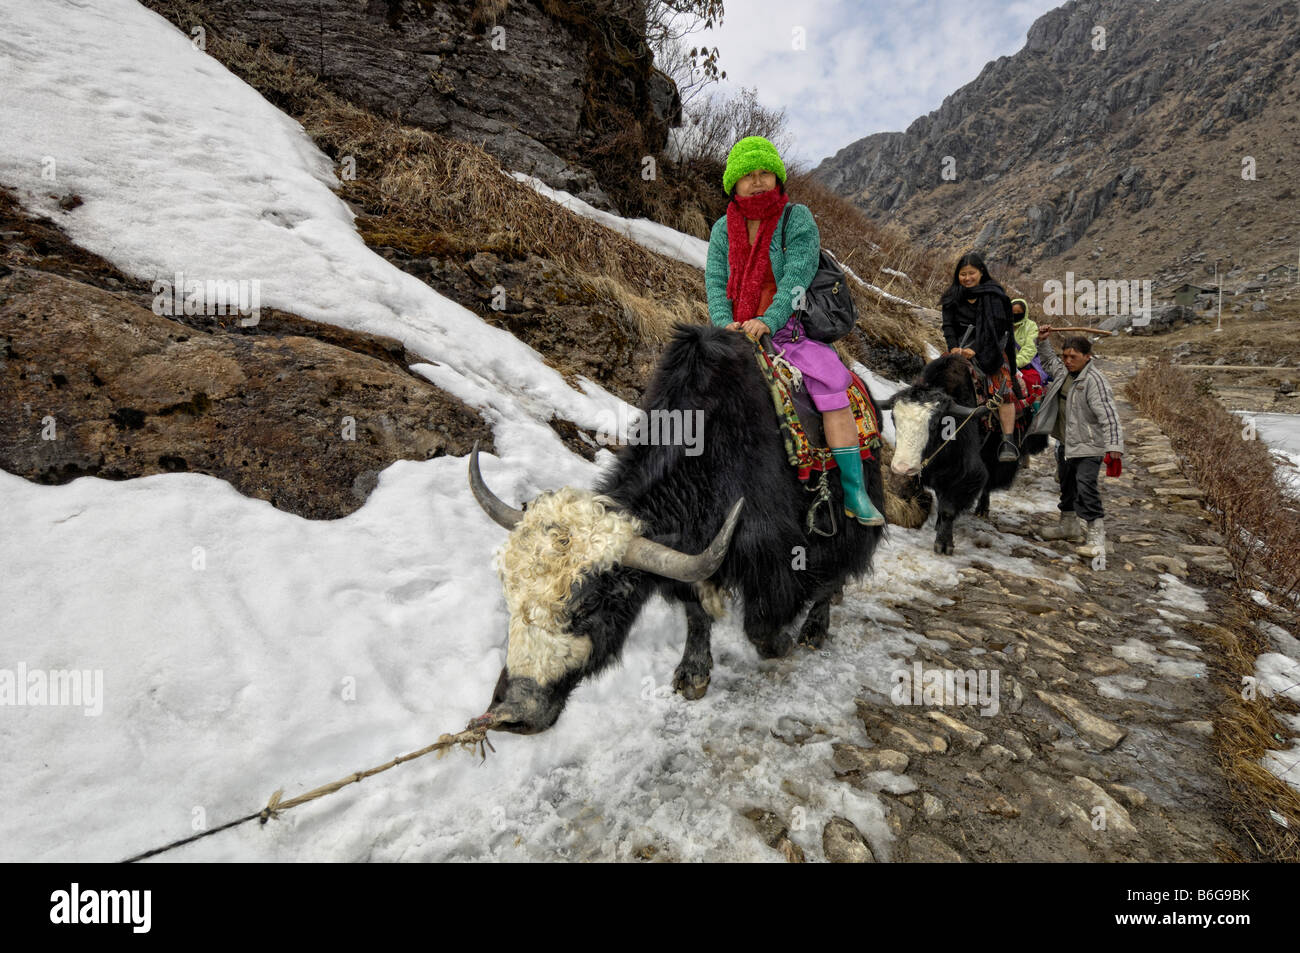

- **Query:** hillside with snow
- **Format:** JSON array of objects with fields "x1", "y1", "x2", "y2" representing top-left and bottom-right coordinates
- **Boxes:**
[
  {"x1": 0, "y1": 0, "x2": 927, "y2": 862},
  {"x1": 2, "y1": 0, "x2": 1298, "y2": 865}
]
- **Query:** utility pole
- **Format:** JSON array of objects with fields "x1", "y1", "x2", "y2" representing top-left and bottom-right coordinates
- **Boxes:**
[{"x1": 1215, "y1": 259, "x2": 1222, "y2": 333}]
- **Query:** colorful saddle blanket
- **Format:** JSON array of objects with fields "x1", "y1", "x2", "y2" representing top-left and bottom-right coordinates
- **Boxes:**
[
  {"x1": 753, "y1": 345, "x2": 882, "y2": 481},
  {"x1": 971, "y1": 365, "x2": 1045, "y2": 428}
]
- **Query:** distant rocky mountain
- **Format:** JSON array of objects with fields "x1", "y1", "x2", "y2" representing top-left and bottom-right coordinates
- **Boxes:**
[
  {"x1": 146, "y1": 0, "x2": 680, "y2": 211},
  {"x1": 814, "y1": 0, "x2": 1300, "y2": 297}
]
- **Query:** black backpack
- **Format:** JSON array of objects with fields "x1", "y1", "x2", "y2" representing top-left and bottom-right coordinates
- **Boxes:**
[{"x1": 778, "y1": 204, "x2": 859, "y2": 343}]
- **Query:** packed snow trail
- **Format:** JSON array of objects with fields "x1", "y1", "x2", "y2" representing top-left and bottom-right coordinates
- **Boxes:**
[{"x1": 0, "y1": 459, "x2": 1074, "y2": 862}]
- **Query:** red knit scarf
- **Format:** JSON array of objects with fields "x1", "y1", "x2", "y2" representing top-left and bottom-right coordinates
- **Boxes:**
[{"x1": 726, "y1": 189, "x2": 790, "y2": 322}]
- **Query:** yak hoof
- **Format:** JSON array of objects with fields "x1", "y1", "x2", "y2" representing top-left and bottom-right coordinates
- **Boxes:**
[
  {"x1": 797, "y1": 631, "x2": 826, "y2": 650},
  {"x1": 673, "y1": 668, "x2": 711, "y2": 701},
  {"x1": 797, "y1": 623, "x2": 829, "y2": 650},
  {"x1": 934, "y1": 538, "x2": 954, "y2": 556}
]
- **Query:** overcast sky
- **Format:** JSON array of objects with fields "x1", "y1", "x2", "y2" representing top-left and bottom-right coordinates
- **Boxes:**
[{"x1": 679, "y1": 0, "x2": 1065, "y2": 168}]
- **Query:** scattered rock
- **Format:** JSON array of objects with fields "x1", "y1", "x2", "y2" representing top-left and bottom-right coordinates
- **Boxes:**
[
  {"x1": 925, "y1": 711, "x2": 988, "y2": 750},
  {"x1": 886, "y1": 725, "x2": 949, "y2": 755},
  {"x1": 1175, "y1": 720, "x2": 1214, "y2": 738},
  {"x1": 832, "y1": 744, "x2": 909, "y2": 776},
  {"x1": 981, "y1": 743, "x2": 1018, "y2": 767},
  {"x1": 904, "y1": 833, "x2": 965, "y2": 863},
  {"x1": 1002, "y1": 730, "x2": 1036, "y2": 762},
  {"x1": 1006, "y1": 676, "x2": 1025, "y2": 714},
  {"x1": 778, "y1": 838, "x2": 805, "y2": 863},
  {"x1": 742, "y1": 808, "x2": 805, "y2": 862},
  {"x1": 982, "y1": 795, "x2": 1021, "y2": 818},
  {"x1": 1077, "y1": 656, "x2": 1129, "y2": 675},
  {"x1": 1152, "y1": 487, "x2": 1205, "y2": 499},
  {"x1": 1107, "y1": 783, "x2": 1149, "y2": 810},
  {"x1": 0, "y1": 270, "x2": 490, "y2": 518},
  {"x1": 822, "y1": 817, "x2": 875, "y2": 863},
  {"x1": 1139, "y1": 554, "x2": 1189, "y2": 576},
  {"x1": 1069, "y1": 776, "x2": 1138, "y2": 839},
  {"x1": 1190, "y1": 553, "x2": 1235, "y2": 575},
  {"x1": 1035, "y1": 690, "x2": 1128, "y2": 751}
]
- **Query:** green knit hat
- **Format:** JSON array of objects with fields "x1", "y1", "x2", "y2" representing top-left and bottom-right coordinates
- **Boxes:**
[{"x1": 723, "y1": 136, "x2": 787, "y2": 195}]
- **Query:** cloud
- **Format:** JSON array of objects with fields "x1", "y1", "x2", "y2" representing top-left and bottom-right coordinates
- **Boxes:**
[{"x1": 679, "y1": 0, "x2": 1062, "y2": 167}]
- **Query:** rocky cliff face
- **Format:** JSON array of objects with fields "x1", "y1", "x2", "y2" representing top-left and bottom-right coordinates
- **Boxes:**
[
  {"x1": 148, "y1": 0, "x2": 680, "y2": 211},
  {"x1": 814, "y1": 0, "x2": 1300, "y2": 288}
]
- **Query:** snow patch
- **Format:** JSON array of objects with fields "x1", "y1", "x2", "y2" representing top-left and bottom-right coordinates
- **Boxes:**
[
  {"x1": 1155, "y1": 573, "x2": 1209, "y2": 614},
  {"x1": 1113, "y1": 638, "x2": 1207, "y2": 679},
  {"x1": 1256, "y1": 653, "x2": 1300, "y2": 704},
  {"x1": 1256, "y1": 620, "x2": 1300, "y2": 661},
  {"x1": 511, "y1": 172, "x2": 709, "y2": 271}
]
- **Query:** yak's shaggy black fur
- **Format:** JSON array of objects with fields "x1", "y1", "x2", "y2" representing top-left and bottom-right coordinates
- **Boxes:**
[{"x1": 498, "y1": 325, "x2": 887, "y2": 731}]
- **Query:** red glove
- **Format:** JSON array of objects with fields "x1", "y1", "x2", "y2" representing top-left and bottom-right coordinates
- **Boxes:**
[{"x1": 1104, "y1": 452, "x2": 1122, "y2": 477}]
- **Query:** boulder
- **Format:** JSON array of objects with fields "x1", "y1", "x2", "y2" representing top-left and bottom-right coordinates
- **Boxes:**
[{"x1": 822, "y1": 817, "x2": 876, "y2": 863}]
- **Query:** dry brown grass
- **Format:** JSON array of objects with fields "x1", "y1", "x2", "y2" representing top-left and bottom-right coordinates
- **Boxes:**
[
  {"x1": 561, "y1": 264, "x2": 708, "y2": 341},
  {"x1": 471, "y1": 0, "x2": 511, "y2": 27},
  {"x1": 788, "y1": 174, "x2": 943, "y2": 358},
  {"x1": 789, "y1": 173, "x2": 950, "y2": 299},
  {"x1": 1128, "y1": 360, "x2": 1300, "y2": 599},
  {"x1": 1194, "y1": 600, "x2": 1300, "y2": 861},
  {"x1": 302, "y1": 99, "x2": 709, "y2": 342},
  {"x1": 1129, "y1": 359, "x2": 1300, "y2": 860}
]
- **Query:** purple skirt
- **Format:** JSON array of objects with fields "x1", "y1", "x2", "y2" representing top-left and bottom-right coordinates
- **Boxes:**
[{"x1": 772, "y1": 315, "x2": 852, "y2": 411}]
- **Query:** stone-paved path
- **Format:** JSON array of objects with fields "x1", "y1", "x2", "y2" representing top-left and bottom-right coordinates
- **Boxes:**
[{"x1": 812, "y1": 365, "x2": 1254, "y2": 862}]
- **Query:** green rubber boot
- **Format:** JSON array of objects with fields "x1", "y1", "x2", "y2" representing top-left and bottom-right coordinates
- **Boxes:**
[{"x1": 831, "y1": 447, "x2": 885, "y2": 527}]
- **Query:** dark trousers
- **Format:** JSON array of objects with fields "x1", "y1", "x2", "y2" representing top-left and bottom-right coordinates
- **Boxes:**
[{"x1": 1056, "y1": 444, "x2": 1103, "y2": 521}]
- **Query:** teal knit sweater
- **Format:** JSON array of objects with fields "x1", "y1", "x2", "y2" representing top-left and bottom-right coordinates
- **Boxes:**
[{"x1": 704, "y1": 203, "x2": 821, "y2": 335}]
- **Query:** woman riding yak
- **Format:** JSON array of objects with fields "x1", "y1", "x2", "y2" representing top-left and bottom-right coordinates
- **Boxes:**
[
  {"x1": 704, "y1": 135, "x2": 884, "y2": 527},
  {"x1": 940, "y1": 252, "x2": 1023, "y2": 463}
]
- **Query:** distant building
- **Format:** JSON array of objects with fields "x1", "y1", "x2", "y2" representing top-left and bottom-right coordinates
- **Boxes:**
[
  {"x1": 1172, "y1": 283, "x2": 1218, "y2": 307},
  {"x1": 1266, "y1": 264, "x2": 1293, "y2": 281}
]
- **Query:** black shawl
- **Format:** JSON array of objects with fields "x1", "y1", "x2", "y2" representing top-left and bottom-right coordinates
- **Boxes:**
[{"x1": 940, "y1": 281, "x2": 1015, "y2": 377}]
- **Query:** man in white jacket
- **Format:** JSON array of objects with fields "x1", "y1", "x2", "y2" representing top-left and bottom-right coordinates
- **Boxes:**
[{"x1": 1024, "y1": 330, "x2": 1124, "y2": 560}]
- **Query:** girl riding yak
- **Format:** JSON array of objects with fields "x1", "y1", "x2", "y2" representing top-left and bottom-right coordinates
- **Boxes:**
[
  {"x1": 704, "y1": 136, "x2": 884, "y2": 527},
  {"x1": 940, "y1": 252, "x2": 1024, "y2": 463}
]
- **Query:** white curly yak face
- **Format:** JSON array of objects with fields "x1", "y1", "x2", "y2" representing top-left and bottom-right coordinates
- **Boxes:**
[
  {"x1": 890, "y1": 397, "x2": 941, "y2": 475},
  {"x1": 494, "y1": 488, "x2": 643, "y2": 686}
]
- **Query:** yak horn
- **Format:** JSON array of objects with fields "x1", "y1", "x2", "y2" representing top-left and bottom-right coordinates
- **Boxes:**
[
  {"x1": 622, "y1": 497, "x2": 745, "y2": 583},
  {"x1": 950, "y1": 402, "x2": 991, "y2": 418},
  {"x1": 468, "y1": 442, "x2": 523, "y2": 530}
]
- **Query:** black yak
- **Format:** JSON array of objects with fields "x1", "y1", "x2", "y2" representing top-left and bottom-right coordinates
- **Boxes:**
[
  {"x1": 884, "y1": 353, "x2": 1047, "y2": 555},
  {"x1": 468, "y1": 324, "x2": 886, "y2": 734}
]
